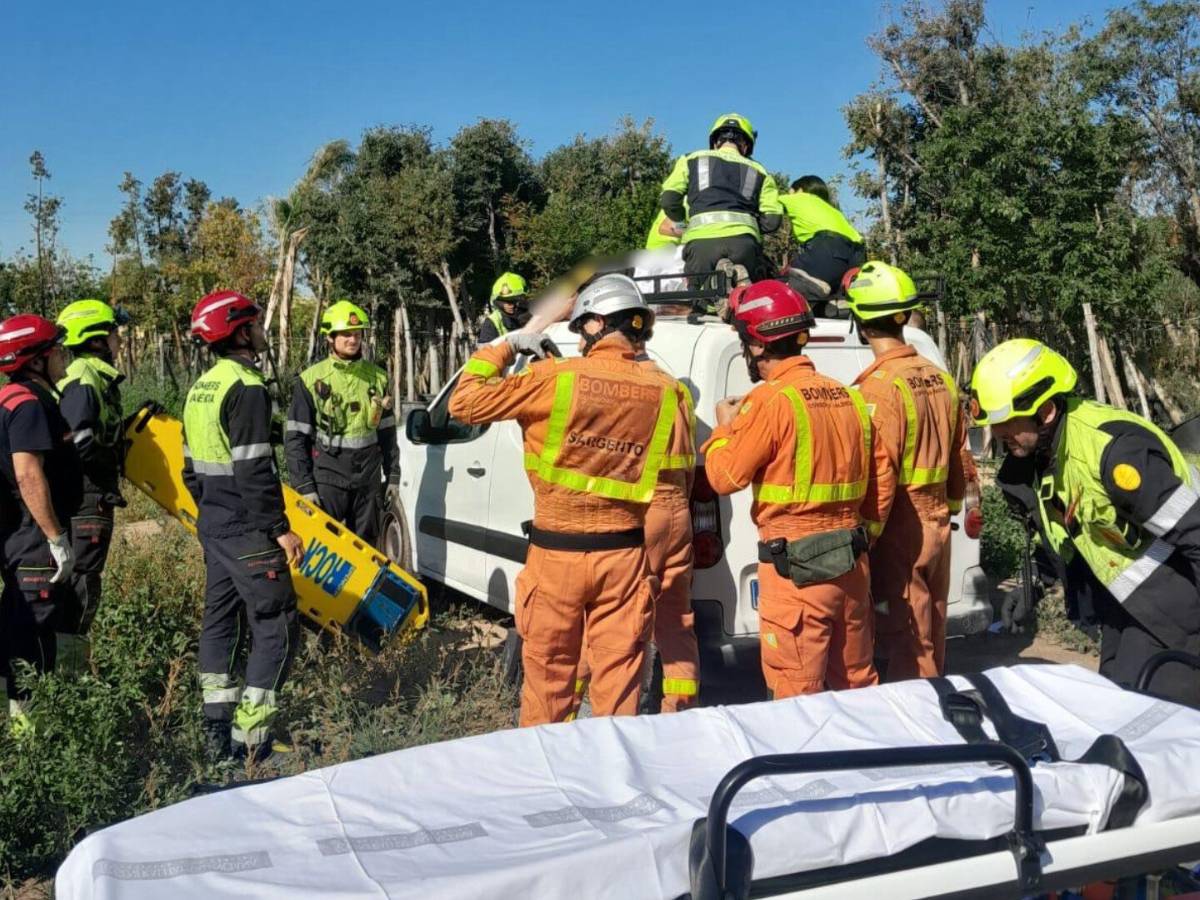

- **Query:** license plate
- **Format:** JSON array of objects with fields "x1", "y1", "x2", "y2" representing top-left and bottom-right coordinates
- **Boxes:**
[{"x1": 750, "y1": 578, "x2": 759, "y2": 610}]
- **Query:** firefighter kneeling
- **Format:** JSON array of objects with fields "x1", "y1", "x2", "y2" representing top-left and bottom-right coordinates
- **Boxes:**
[
  {"x1": 702, "y1": 281, "x2": 894, "y2": 697},
  {"x1": 449, "y1": 274, "x2": 689, "y2": 726},
  {"x1": 184, "y1": 291, "x2": 304, "y2": 762}
]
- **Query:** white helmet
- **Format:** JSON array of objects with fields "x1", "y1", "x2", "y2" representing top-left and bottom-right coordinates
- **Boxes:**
[{"x1": 567, "y1": 274, "x2": 651, "y2": 333}]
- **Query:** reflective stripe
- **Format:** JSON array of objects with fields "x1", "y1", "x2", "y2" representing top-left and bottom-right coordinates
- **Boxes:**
[
  {"x1": 317, "y1": 430, "x2": 378, "y2": 449},
  {"x1": 1143, "y1": 483, "x2": 1200, "y2": 537},
  {"x1": 573, "y1": 679, "x2": 586, "y2": 695},
  {"x1": 241, "y1": 686, "x2": 278, "y2": 708},
  {"x1": 286, "y1": 419, "x2": 313, "y2": 435},
  {"x1": 947, "y1": 498, "x2": 963, "y2": 514},
  {"x1": 523, "y1": 372, "x2": 677, "y2": 503},
  {"x1": 892, "y1": 371, "x2": 957, "y2": 487},
  {"x1": 696, "y1": 156, "x2": 711, "y2": 192},
  {"x1": 377, "y1": 415, "x2": 396, "y2": 429},
  {"x1": 687, "y1": 211, "x2": 760, "y2": 232},
  {"x1": 465, "y1": 358, "x2": 500, "y2": 378},
  {"x1": 1108, "y1": 538, "x2": 1173, "y2": 602},
  {"x1": 662, "y1": 453, "x2": 696, "y2": 470},
  {"x1": 864, "y1": 519, "x2": 884, "y2": 538},
  {"x1": 71, "y1": 427, "x2": 94, "y2": 445},
  {"x1": 231, "y1": 725, "x2": 270, "y2": 747},
  {"x1": 739, "y1": 165, "x2": 759, "y2": 201},
  {"x1": 192, "y1": 459, "x2": 235, "y2": 476},
  {"x1": 230, "y1": 442, "x2": 272, "y2": 462},
  {"x1": 753, "y1": 387, "x2": 870, "y2": 504},
  {"x1": 661, "y1": 677, "x2": 698, "y2": 697},
  {"x1": 203, "y1": 687, "x2": 242, "y2": 705},
  {"x1": 706, "y1": 437, "x2": 730, "y2": 453}
]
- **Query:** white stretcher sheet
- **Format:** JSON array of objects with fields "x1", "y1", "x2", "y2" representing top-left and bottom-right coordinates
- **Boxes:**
[{"x1": 56, "y1": 665, "x2": 1200, "y2": 899}]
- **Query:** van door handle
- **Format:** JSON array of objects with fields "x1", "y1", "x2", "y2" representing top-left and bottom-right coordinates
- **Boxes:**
[{"x1": 466, "y1": 464, "x2": 487, "y2": 477}]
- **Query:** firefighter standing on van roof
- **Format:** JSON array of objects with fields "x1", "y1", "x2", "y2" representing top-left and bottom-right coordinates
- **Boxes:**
[
  {"x1": 0, "y1": 315, "x2": 82, "y2": 732},
  {"x1": 449, "y1": 274, "x2": 689, "y2": 726},
  {"x1": 54, "y1": 299, "x2": 128, "y2": 673},
  {"x1": 286, "y1": 300, "x2": 397, "y2": 548},
  {"x1": 847, "y1": 262, "x2": 966, "y2": 680},
  {"x1": 701, "y1": 281, "x2": 895, "y2": 697},
  {"x1": 477, "y1": 273, "x2": 532, "y2": 345},
  {"x1": 659, "y1": 114, "x2": 783, "y2": 287},
  {"x1": 974, "y1": 339, "x2": 1200, "y2": 707},
  {"x1": 184, "y1": 290, "x2": 303, "y2": 762}
]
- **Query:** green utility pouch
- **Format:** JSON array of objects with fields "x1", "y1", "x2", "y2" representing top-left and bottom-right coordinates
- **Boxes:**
[{"x1": 758, "y1": 527, "x2": 868, "y2": 588}]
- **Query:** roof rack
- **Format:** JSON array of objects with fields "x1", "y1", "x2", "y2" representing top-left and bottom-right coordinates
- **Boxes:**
[{"x1": 631, "y1": 270, "x2": 730, "y2": 308}]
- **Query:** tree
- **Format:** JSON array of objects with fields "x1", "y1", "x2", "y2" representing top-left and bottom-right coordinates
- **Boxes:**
[
  {"x1": 509, "y1": 117, "x2": 671, "y2": 280},
  {"x1": 24, "y1": 150, "x2": 63, "y2": 314},
  {"x1": 1079, "y1": 1, "x2": 1200, "y2": 282}
]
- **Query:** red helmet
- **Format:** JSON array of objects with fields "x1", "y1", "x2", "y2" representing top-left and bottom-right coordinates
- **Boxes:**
[
  {"x1": 190, "y1": 290, "x2": 261, "y2": 345},
  {"x1": 731, "y1": 280, "x2": 815, "y2": 344},
  {"x1": 840, "y1": 266, "x2": 862, "y2": 295},
  {"x1": 0, "y1": 314, "x2": 64, "y2": 374}
]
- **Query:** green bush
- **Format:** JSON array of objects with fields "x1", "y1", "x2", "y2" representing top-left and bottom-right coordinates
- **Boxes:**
[
  {"x1": 121, "y1": 367, "x2": 189, "y2": 420},
  {"x1": 980, "y1": 485, "x2": 1027, "y2": 581},
  {"x1": 0, "y1": 517, "x2": 515, "y2": 880}
]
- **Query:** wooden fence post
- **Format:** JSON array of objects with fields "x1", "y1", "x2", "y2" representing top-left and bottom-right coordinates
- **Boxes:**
[
  {"x1": 1097, "y1": 335, "x2": 1126, "y2": 410},
  {"x1": 1081, "y1": 303, "x2": 1107, "y2": 404}
]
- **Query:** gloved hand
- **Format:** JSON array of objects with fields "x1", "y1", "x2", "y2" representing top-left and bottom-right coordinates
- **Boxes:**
[
  {"x1": 48, "y1": 532, "x2": 74, "y2": 585},
  {"x1": 302, "y1": 492, "x2": 321, "y2": 509},
  {"x1": 504, "y1": 332, "x2": 558, "y2": 359}
]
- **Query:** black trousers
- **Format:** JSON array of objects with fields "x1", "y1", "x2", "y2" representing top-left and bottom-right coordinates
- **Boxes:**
[
  {"x1": 1100, "y1": 606, "x2": 1200, "y2": 707},
  {"x1": 198, "y1": 530, "x2": 299, "y2": 724},
  {"x1": 59, "y1": 500, "x2": 116, "y2": 636},
  {"x1": 1, "y1": 530, "x2": 61, "y2": 700},
  {"x1": 317, "y1": 481, "x2": 383, "y2": 548},
  {"x1": 682, "y1": 235, "x2": 768, "y2": 286}
]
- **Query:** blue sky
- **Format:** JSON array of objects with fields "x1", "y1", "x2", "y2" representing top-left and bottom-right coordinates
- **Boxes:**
[{"x1": 2, "y1": 0, "x2": 1119, "y2": 264}]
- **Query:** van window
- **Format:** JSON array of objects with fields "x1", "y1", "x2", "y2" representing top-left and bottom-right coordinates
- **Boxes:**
[{"x1": 425, "y1": 374, "x2": 490, "y2": 444}]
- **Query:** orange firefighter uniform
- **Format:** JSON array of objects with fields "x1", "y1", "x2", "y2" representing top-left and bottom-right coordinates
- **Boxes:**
[
  {"x1": 854, "y1": 346, "x2": 966, "y2": 679},
  {"x1": 701, "y1": 356, "x2": 895, "y2": 697},
  {"x1": 576, "y1": 364, "x2": 700, "y2": 714},
  {"x1": 449, "y1": 334, "x2": 687, "y2": 726}
]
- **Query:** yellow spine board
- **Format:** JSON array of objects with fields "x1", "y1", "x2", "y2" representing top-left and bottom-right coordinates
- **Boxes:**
[{"x1": 123, "y1": 408, "x2": 429, "y2": 649}]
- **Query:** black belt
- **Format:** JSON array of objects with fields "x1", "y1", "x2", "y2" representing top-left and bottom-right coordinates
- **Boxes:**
[{"x1": 527, "y1": 525, "x2": 644, "y2": 552}]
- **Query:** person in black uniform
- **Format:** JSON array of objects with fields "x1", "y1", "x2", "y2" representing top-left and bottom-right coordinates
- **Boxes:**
[
  {"x1": 0, "y1": 314, "x2": 82, "y2": 731},
  {"x1": 184, "y1": 290, "x2": 304, "y2": 762}
]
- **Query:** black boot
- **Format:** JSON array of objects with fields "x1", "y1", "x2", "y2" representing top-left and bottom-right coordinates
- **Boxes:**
[{"x1": 203, "y1": 719, "x2": 232, "y2": 763}]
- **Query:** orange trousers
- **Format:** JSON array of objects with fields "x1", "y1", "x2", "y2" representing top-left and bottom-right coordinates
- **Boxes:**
[
  {"x1": 872, "y1": 498, "x2": 951, "y2": 680},
  {"x1": 646, "y1": 491, "x2": 700, "y2": 712},
  {"x1": 516, "y1": 544, "x2": 657, "y2": 727},
  {"x1": 756, "y1": 554, "x2": 878, "y2": 698}
]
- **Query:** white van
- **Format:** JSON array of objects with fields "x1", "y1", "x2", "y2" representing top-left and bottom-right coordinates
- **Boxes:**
[{"x1": 390, "y1": 313, "x2": 992, "y2": 678}]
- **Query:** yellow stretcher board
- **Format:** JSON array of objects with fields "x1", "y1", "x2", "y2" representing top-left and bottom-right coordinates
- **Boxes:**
[{"x1": 123, "y1": 404, "x2": 429, "y2": 651}]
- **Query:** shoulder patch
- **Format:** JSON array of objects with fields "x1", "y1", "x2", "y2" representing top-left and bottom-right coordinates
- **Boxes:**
[
  {"x1": 0, "y1": 383, "x2": 37, "y2": 412},
  {"x1": 1112, "y1": 463, "x2": 1141, "y2": 492}
]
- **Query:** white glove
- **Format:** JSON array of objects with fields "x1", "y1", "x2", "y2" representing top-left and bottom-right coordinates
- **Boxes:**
[
  {"x1": 504, "y1": 332, "x2": 558, "y2": 359},
  {"x1": 48, "y1": 532, "x2": 74, "y2": 585},
  {"x1": 302, "y1": 492, "x2": 321, "y2": 509}
]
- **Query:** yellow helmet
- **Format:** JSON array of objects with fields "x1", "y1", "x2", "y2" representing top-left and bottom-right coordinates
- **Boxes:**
[
  {"x1": 320, "y1": 300, "x2": 369, "y2": 334},
  {"x1": 708, "y1": 113, "x2": 757, "y2": 154},
  {"x1": 57, "y1": 298, "x2": 123, "y2": 347},
  {"x1": 490, "y1": 272, "x2": 528, "y2": 304},
  {"x1": 845, "y1": 261, "x2": 919, "y2": 321},
  {"x1": 970, "y1": 339, "x2": 1078, "y2": 425}
]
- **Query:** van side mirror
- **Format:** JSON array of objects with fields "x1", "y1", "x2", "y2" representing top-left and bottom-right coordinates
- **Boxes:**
[{"x1": 406, "y1": 408, "x2": 433, "y2": 444}]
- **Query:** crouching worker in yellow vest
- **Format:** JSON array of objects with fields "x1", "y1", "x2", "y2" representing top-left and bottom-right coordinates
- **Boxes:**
[
  {"x1": 285, "y1": 300, "x2": 397, "y2": 548},
  {"x1": 975, "y1": 339, "x2": 1200, "y2": 707},
  {"x1": 184, "y1": 290, "x2": 304, "y2": 763}
]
